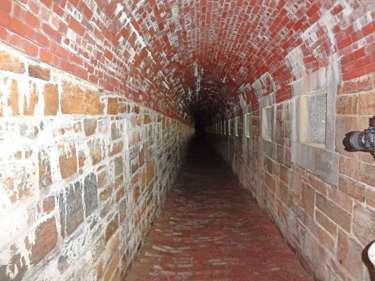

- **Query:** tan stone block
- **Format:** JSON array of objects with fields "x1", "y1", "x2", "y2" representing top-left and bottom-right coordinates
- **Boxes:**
[
  {"x1": 43, "y1": 84, "x2": 59, "y2": 116},
  {"x1": 99, "y1": 185, "x2": 113, "y2": 201},
  {"x1": 316, "y1": 193, "x2": 351, "y2": 232},
  {"x1": 301, "y1": 182, "x2": 314, "y2": 217},
  {"x1": 338, "y1": 174, "x2": 365, "y2": 202},
  {"x1": 109, "y1": 141, "x2": 123, "y2": 157},
  {"x1": 264, "y1": 171, "x2": 276, "y2": 192},
  {"x1": 88, "y1": 139, "x2": 103, "y2": 166},
  {"x1": 337, "y1": 80, "x2": 357, "y2": 95},
  {"x1": 97, "y1": 169, "x2": 107, "y2": 189},
  {"x1": 4, "y1": 77, "x2": 19, "y2": 116},
  {"x1": 308, "y1": 174, "x2": 328, "y2": 195},
  {"x1": 41, "y1": 196, "x2": 55, "y2": 214},
  {"x1": 315, "y1": 209, "x2": 337, "y2": 237},
  {"x1": 357, "y1": 91, "x2": 375, "y2": 115},
  {"x1": 61, "y1": 81, "x2": 104, "y2": 115},
  {"x1": 23, "y1": 82, "x2": 38, "y2": 116},
  {"x1": 115, "y1": 175, "x2": 123, "y2": 189},
  {"x1": 366, "y1": 187, "x2": 375, "y2": 209},
  {"x1": 0, "y1": 50, "x2": 25, "y2": 73},
  {"x1": 114, "y1": 156, "x2": 123, "y2": 176},
  {"x1": 105, "y1": 215, "x2": 118, "y2": 243},
  {"x1": 38, "y1": 149, "x2": 52, "y2": 189},
  {"x1": 353, "y1": 204, "x2": 375, "y2": 246},
  {"x1": 337, "y1": 230, "x2": 365, "y2": 280},
  {"x1": 84, "y1": 119, "x2": 97, "y2": 136},
  {"x1": 339, "y1": 155, "x2": 375, "y2": 188},
  {"x1": 59, "y1": 145, "x2": 77, "y2": 179},
  {"x1": 356, "y1": 73, "x2": 375, "y2": 92},
  {"x1": 107, "y1": 98, "x2": 118, "y2": 115},
  {"x1": 28, "y1": 65, "x2": 50, "y2": 81},
  {"x1": 336, "y1": 95, "x2": 357, "y2": 115},
  {"x1": 104, "y1": 251, "x2": 119, "y2": 281},
  {"x1": 146, "y1": 161, "x2": 154, "y2": 185}
]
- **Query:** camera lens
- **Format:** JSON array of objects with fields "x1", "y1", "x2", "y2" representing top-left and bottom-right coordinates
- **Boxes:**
[{"x1": 343, "y1": 131, "x2": 366, "y2": 151}]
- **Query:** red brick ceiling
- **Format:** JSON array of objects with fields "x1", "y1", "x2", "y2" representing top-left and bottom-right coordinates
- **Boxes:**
[{"x1": 1, "y1": 0, "x2": 374, "y2": 124}]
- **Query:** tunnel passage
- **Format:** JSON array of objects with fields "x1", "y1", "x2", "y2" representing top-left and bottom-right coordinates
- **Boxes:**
[
  {"x1": 126, "y1": 136, "x2": 314, "y2": 280},
  {"x1": 0, "y1": 0, "x2": 375, "y2": 280}
]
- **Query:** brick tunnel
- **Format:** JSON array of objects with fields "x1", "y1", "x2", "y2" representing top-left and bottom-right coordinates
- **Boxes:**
[{"x1": 0, "y1": 0, "x2": 375, "y2": 280}]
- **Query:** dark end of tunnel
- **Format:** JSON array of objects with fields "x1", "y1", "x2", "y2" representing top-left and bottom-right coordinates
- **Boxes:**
[{"x1": 190, "y1": 122, "x2": 208, "y2": 146}]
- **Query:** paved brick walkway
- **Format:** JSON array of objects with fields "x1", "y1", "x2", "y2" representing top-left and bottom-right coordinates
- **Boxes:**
[{"x1": 126, "y1": 139, "x2": 314, "y2": 281}]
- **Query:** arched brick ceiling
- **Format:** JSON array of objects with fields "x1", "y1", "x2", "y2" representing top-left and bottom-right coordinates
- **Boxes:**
[
  {"x1": 95, "y1": 0, "x2": 371, "y2": 124},
  {"x1": 2, "y1": 0, "x2": 374, "y2": 124}
]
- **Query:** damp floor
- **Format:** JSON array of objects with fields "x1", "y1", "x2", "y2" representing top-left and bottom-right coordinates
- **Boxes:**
[{"x1": 126, "y1": 136, "x2": 314, "y2": 281}]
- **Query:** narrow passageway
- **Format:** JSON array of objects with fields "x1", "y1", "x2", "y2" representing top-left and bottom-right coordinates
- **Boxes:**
[{"x1": 126, "y1": 135, "x2": 313, "y2": 281}]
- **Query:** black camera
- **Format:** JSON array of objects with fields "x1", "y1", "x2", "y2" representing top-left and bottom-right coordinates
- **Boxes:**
[{"x1": 343, "y1": 116, "x2": 375, "y2": 152}]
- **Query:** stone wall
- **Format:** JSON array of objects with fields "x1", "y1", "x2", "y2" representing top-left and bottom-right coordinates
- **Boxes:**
[
  {"x1": 0, "y1": 43, "x2": 194, "y2": 281},
  {"x1": 208, "y1": 73, "x2": 375, "y2": 281}
]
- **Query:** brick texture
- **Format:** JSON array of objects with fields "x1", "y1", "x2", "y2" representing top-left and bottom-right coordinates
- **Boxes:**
[{"x1": 1, "y1": 0, "x2": 375, "y2": 279}]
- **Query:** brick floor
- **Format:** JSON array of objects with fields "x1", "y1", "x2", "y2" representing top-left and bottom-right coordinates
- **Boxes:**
[{"x1": 126, "y1": 138, "x2": 314, "y2": 281}]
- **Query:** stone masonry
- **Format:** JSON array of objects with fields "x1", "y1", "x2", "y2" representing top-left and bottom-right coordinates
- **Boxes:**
[
  {"x1": 1, "y1": 0, "x2": 375, "y2": 280},
  {"x1": 0, "y1": 43, "x2": 194, "y2": 280}
]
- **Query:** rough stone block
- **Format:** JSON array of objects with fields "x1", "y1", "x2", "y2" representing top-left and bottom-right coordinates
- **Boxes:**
[
  {"x1": 30, "y1": 217, "x2": 58, "y2": 265},
  {"x1": 109, "y1": 141, "x2": 123, "y2": 157},
  {"x1": 129, "y1": 131, "x2": 140, "y2": 146},
  {"x1": 337, "y1": 230, "x2": 364, "y2": 280},
  {"x1": 107, "y1": 98, "x2": 118, "y2": 115},
  {"x1": 339, "y1": 155, "x2": 375, "y2": 187},
  {"x1": 104, "y1": 251, "x2": 119, "y2": 281},
  {"x1": 61, "y1": 81, "x2": 104, "y2": 115},
  {"x1": 353, "y1": 204, "x2": 375, "y2": 246},
  {"x1": 59, "y1": 181, "x2": 84, "y2": 237},
  {"x1": 146, "y1": 161, "x2": 154, "y2": 185},
  {"x1": 88, "y1": 139, "x2": 103, "y2": 166},
  {"x1": 114, "y1": 156, "x2": 123, "y2": 176},
  {"x1": 38, "y1": 149, "x2": 52, "y2": 189},
  {"x1": 4, "y1": 77, "x2": 19, "y2": 116},
  {"x1": 59, "y1": 144, "x2": 78, "y2": 179},
  {"x1": 315, "y1": 209, "x2": 337, "y2": 237},
  {"x1": 357, "y1": 91, "x2": 375, "y2": 115},
  {"x1": 28, "y1": 65, "x2": 50, "y2": 81},
  {"x1": 43, "y1": 84, "x2": 59, "y2": 115},
  {"x1": 328, "y1": 187, "x2": 352, "y2": 213},
  {"x1": 84, "y1": 119, "x2": 97, "y2": 136},
  {"x1": 84, "y1": 173, "x2": 98, "y2": 217},
  {"x1": 111, "y1": 122, "x2": 123, "y2": 141},
  {"x1": 308, "y1": 174, "x2": 327, "y2": 195},
  {"x1": 336, "y1": 95, "x2": 357, "y2": 115},
  {"x1": 338, "y1": 174, "x2": 365, "y2": 202},
  {"x1": 264, "y1": 171, "x2": 276, "y2": 192},
  {"x1": 301, "y1": 182, "x2": 315, "y2": 217},
  {"x1": 0, "y1": 50, "x2": 25, "y2": 73},
  {"x1": 105, "y1": 215, "x2": 119, "y2": 243},
  {"x1": 23, "y1": 83, "x2": 38, "y2": 116},
  {"x1": 316, "y1": 193, "x2": 351, "y2": 232}
]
